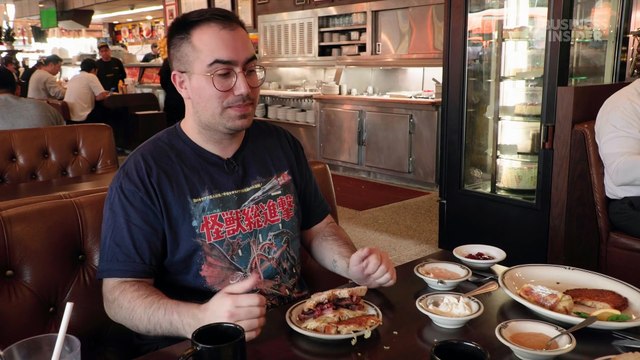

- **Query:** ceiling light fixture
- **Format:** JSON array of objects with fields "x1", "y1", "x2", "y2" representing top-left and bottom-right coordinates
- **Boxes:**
[{"x1": 92, "y1": 5, "x2": 163, "y2": 20}]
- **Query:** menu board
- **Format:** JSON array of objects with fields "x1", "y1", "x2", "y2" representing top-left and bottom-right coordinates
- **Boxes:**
[
  {"x1": 125, "y1": 66, "x2": 141, "y2": 81},
  {"x1": 139, "y1": 67, "x2": 161, "y2": 84}
]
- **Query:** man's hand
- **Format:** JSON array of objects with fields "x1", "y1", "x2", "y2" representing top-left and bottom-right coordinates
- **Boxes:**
[
  {"x1": 199, "y1": 273, "x2": 267, "y2": 340},
  {"x1": 347, "y1": 247, "x2": 397, "y2": 288}
]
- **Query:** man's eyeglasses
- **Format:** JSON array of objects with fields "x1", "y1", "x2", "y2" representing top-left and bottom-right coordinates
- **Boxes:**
[{"x1": 183, "y1": 65, "x2": 266, "y2": 92}]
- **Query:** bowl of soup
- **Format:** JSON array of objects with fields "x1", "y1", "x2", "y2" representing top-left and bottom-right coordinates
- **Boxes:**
[
  {"x1": 495, "y1": 319, "x2": 576, "y2": 360},
  {"x1": 414, "y1": 261, "x2": 471, "y2": 290}
]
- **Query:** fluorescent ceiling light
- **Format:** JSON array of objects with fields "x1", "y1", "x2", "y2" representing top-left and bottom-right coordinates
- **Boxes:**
[{"x1": 92, "y1": 5, "x2": 163, "y2": 20}]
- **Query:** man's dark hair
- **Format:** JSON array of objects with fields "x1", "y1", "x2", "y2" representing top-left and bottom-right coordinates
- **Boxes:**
[
  {"x1": 167, "y1": 8, "x2": 247, "y2": 72},
  {"x1": 0, "y1": 67, "x2": 17, "y2": 94},
  {"x1": 80, "y1": 58, "x2": 98, "y2": 72},
  {"x1": 43, "y1": 54, "x2": 63, "y2": 65}
]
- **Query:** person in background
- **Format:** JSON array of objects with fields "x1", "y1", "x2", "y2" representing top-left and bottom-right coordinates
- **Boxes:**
[
  {"x1": 20, "y1": 59, "x2": 43, "y2": 97},
  {"x1": 98, "y1": 8, "x2": 396, "y2": 356},
  {"x1": 64, "y1": 58, "x2": 110, "y2": 123},
  {"x1": 96, "y1": 42, "x2": 127, "y2": 92},
  {"x1": 159, "y1": 58, "x2": 184, "y2": 126},
  {"x1": 1, "y1": 56, "x2": 20, "y2": 96},
  {"x1": 595, "y1": 80, "x2": 640, "y2": 238},
  {"x1": 141, "y1": 43, "x2": 160, "y2": 63},
  {"x1": 0, "y1": 67, "x2": 64, "y2": 129},
  {"x1": 27, "y1": 54, "x2": 66, "y2": 100}
]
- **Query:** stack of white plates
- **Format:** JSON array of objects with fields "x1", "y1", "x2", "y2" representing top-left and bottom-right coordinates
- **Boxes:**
[
  {"x1": 255, "y1": 103, "x2": 266, "y2": 118},
  {"x1": 321, "y1": 83, "x2": 339, "y2": 95},
  {"x1": 267, "y1": 104, "x2": 281, "y2": 119},
  {"x1": 277, "y1": 106, "x2": 290, "y2": 121},
  {"x1": 306, "y1": 110, "x2": 315, "y2": 124},
  {"x1": 296, "y1": 111, "x2": 306, "y2": 123},
  {"x1": 286, "y1": 108, "x2": 300, "y2": 121}
]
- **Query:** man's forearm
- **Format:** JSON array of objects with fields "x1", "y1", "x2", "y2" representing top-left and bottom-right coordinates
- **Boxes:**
[
  {"x1": 102, "y1": 278, "x2": 200, "y2": 338},
  {"x1": 302, "y1": 216, "x2": 357, "y2": 278}
]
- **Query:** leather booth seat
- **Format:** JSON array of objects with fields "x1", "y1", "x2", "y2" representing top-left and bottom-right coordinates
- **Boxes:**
[
  {"x1": 0, "y1": 191, "x2": 130, "y2": 358},
  {"x1": 575, "y1": 121, "x2": 640, "y2": 287},
  {"x1": 0, "y1": 124, "x2": 118, "y2": 186}
]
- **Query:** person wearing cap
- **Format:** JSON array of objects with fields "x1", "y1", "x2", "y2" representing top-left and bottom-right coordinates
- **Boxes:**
[
  {"x1": 64, "y1": 58, "x2": 110, "y2": 123},
  {"x1": 0, "y1": 67, "x2": 64, "y2": 129},
  {"x1": 141, "y1": 43, "x2": 160, "y2": 63},
  {"x1": 27, "y1": 54, "x2": 66, "y2": 100},
  {"x1": 96, "y1": 42, "x2": 127, "y2": 93}
]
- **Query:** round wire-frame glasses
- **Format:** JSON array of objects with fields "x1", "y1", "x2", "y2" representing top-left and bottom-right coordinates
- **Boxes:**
[{"x1": 196, "y1": 65, "x2": 266, "y2": 92}]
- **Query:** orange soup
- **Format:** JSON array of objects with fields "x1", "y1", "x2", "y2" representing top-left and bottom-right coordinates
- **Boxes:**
[{"x1": 509, "y1": 332, "x2": 559, "y2": 350}]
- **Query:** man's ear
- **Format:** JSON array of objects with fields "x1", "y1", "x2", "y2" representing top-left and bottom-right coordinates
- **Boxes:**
[{"x1": 171, "y1": 71, "x2": 191, "y2": 100}]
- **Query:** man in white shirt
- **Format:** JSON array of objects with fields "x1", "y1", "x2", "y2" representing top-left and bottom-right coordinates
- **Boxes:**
[
  {"x1": 27, "y1": 54, "x2": 66, "y2": 100},
  {"x1": 64, "y1": 58, "x2": 110, "y2": 122},
  {"x1": 595, "y1": 80, "x2": 640, "y2": 237},
  {"x1": 0, "y1": 67, "x2": 64, "y2": 129}
]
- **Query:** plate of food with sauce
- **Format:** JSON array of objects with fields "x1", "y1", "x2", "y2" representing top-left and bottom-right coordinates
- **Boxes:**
[{"x1": 499, "y1": 264, "x2": 640, "y2": 330}]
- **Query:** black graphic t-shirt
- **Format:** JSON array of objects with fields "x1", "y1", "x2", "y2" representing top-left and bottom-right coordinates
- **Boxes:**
[{"x1": 97, "y1": 121, "x2": 330, "y2": 308}]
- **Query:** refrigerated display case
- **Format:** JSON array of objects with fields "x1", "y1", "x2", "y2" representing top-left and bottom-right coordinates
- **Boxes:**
[
  {"x1": 439, "y1": 0, "x2": 557, "y2": 265},
  {"x1": 462, "y1": 2, "x2": 548, "y2": 203}
]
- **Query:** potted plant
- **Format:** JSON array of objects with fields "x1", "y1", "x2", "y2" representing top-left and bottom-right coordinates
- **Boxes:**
[{"x1": 3, "y1": 26, "x2": 16, "y2": 49}]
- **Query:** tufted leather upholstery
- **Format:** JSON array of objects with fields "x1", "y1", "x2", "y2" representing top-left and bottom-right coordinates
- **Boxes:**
[
  {"x1": 575, "y1": 121, "x2": 640, "y2": 287},
  {"x1": 0, "y1": 191, "x2": 124, "y2": 356},
  {"x1": 0, "y1": 124, "x2": 118, "y2": 186}
]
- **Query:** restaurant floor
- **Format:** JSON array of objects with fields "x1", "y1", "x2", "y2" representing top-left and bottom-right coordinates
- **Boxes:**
[{"x1": 338, "y1": 192, "x2": 440, "y2": 265}]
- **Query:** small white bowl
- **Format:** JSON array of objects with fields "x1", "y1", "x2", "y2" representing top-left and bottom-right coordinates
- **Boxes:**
[
  {"x1": 495, "y1": 319, "x2": 576, "y2": 360},
  {"x1": 453, "y1": 244, "x2": 507, "y2": 270},
  {"x1": 414, "y1": 261, "x2": 471, "y2": 290},
  {"x1": 416, "y1": 292, "x2": 484, "y2": 328}
]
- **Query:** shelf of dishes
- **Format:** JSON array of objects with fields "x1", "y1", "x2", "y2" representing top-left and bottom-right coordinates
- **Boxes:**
[{"x1": 257, "y1": 95, "x2": 316, "y2": 125}]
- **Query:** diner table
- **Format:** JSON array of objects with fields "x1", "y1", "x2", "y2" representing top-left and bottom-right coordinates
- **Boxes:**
[
  {"x1": 137, "y1": 250, "x2": 640, "y2": 359},
  {"x1": 0, "y1": 172, "x2": 114, "y2": 202}
]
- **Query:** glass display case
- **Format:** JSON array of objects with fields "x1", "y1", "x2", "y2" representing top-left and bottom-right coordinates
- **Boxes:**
[
  {"x1": 463, "y1": 1, "x2": 549, "y2": 203},
  {"x1": 569, "y1": 0, "x2": 622, "y2": 85}
]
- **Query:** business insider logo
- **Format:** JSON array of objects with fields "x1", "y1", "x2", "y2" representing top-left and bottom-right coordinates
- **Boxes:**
[{"x1": 547, "y1": 19, "x2": 603, "y2": 42}]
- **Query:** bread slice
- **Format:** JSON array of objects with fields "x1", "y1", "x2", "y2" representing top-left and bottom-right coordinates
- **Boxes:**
[{"x1": 302, "y1": 285, "x2": 368, "y2": 311}]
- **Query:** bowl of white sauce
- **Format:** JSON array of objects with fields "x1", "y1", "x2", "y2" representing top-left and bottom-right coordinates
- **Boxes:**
[{"x1": 416, "y1": 292, "x2": 484, "y2": 328}]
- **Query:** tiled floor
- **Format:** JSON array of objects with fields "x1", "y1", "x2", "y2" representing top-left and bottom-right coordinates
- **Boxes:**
[{"x1": 338, "y1": 192, "x2": 440, "y2": 265}]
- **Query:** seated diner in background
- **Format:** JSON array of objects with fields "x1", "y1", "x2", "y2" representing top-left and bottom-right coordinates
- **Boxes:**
[
  {"x1": 595, "y1": 79, "x2": 640, "y2": 238},
  {"x1": 0, "y1": 67, "x2": 65, "y2": 130},
  {"x1": 97, "y1": 8, "x2": 396, "y2": 357},
  {"x1": 64, "y1": 58, "x2": 110, "y2": 123},
  {"x1": 19, "y1": 59, "x2": 43, "y2": 98},
  {"x1": 27, "y1": 54, "x2": 66, "y2": 100}
]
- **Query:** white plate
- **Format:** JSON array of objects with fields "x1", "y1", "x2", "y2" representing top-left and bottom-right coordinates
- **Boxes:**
[
  {"x1": 594, "y1": 356, "x2": 616, "y2": 360},
  {"x1": 285, "y1": 299, "x2": 382, "y2": 340},
  {"x1": 500, "y1": 264, "x2": 640, "y2": 330}
]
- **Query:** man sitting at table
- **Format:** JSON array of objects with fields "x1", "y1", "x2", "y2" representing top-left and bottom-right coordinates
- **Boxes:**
[
  {"x1": 97, "y1": 8, "x2": 396, "y2": 356},
  {"x1": 27, "y1": 54, "x2": 66, "y2": 100},
  {"x1": 0, "y1": 67, "x2": 65, "y2": 129},
  {"x1": 596, "y1": 80, "x2": 640, "y2": 237},
  {"x1": 64, "y1": 58, "x2": 110, "y2": 123}
]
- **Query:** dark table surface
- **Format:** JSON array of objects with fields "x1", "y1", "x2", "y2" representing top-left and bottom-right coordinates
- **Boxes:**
[
  {"x1": 137, "y1": 250, "x2": 640, "y2": 359},
  {"x1": 0, "y1": 172, "x2": 114, "y2": 202}
]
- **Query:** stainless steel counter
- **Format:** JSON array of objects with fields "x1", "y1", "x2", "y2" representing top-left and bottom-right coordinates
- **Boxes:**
[{"x1": 314, "y1": 94, "x2": 442, "y2": 106}]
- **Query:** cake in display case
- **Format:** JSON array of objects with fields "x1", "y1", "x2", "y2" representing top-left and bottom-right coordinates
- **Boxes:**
[{"x1": 463, "y1": 4, "x2": 548, "y2": 202}]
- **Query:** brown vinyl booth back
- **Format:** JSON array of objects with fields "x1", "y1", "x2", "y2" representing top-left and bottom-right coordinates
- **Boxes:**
[
  {"x1": 0, "y1": 124, "x2": 118, "y2": 185},
  {"x1": 0, "y1": 191, "x2": 118, "y2": 355},
  {"x1": 574, "y1": 121, "x2": 640, "y2": 287}
]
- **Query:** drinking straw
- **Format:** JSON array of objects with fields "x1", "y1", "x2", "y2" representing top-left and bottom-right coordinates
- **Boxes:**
[{"x1": 51, "y1": 302, "x2": 74, "y2": 360}]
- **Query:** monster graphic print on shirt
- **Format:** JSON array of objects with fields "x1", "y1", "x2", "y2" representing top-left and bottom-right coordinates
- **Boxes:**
[{"x1": 193, "y1": 171, "x2": 306, "y2": 307}]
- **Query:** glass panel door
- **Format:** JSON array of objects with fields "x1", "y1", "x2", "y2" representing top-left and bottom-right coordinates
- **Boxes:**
[
  {"x1": 463, "y1": 0, "x2": 549, "y2": 203},
  {"x1": 569, "y1": 0, "x2": 622, "y2": 85}
]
